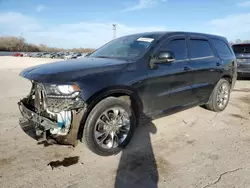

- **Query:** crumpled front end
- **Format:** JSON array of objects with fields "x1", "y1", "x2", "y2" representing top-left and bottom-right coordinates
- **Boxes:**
[{"x1": 18, "y1": 81, "x2": 86, "y2": 146}]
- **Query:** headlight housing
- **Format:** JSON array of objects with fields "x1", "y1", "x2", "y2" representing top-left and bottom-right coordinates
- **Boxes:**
[{"x1": 43, "y1": 84, "x2": 81, "y2": 98}]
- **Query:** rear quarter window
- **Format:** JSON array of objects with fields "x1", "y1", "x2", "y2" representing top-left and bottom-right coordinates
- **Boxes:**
[{"x1": 211, "y1": 38, "x2": 233, "y2": 58}]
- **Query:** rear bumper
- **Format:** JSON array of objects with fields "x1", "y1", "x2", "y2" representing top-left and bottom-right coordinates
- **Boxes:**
[
  {"x1": 237, "y1": 72, "x2": 250, "y2": 78},
  {"x1": 237, "y1": 66, "x2": 250, "y2": 77},
  {"x1": 237, "y1": 63, "x2": 250, "y2": 74}
]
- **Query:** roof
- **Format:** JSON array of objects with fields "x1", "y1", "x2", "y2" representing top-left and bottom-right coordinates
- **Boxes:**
[{"x1": 124, "y1": 31, "x2": 227, "y2": 40}]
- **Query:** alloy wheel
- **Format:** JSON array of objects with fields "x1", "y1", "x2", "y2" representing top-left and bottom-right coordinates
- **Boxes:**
[
  {"x1": 217, "y1": 83, "x2": 229, "y2": 109},
  {"x1": 94, "y1": 107, "x2": 130, "y2": 149}
]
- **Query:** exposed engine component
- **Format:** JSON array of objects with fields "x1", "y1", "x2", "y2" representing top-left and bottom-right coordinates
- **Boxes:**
[
  {"x1": 19, "y1": 81, "x2": 84, "y2": 138},
  {"x1": 46, "y1": 97, "x2": 84, "y2": 113},
  {"x1": 47, "y1": 110, "x2": 72, "y2": 136}
]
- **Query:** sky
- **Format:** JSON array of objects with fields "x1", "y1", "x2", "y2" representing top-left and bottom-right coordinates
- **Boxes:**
[{"x1": 0, "y1": 0, "x2": 249, "y2": 48}]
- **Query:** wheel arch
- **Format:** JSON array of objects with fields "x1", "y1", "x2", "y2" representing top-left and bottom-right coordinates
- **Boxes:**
[
  {"x1": 77, "y1": 85, "x2": 143, "y2": 140},
  {"x1": 220, "y1": 74, "x2": 233, "y2": 85}
]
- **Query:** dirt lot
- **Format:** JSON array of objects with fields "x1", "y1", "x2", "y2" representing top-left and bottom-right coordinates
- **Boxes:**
[{"x1": 0, "y1": 56, "x2": 250, "y2": 188}]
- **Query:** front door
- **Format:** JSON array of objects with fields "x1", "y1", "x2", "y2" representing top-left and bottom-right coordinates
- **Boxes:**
[{"x1": 147, "y1": 35, "x2": 196, "y2": 113}]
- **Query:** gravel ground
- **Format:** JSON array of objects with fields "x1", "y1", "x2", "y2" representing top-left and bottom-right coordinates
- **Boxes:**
[{"x1": 0, "y1": 56, "x2": 250, "y2": 188}]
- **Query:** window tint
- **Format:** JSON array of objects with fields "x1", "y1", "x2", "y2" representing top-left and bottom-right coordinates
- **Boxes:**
[
  {"x1": 232, "y1": 44, "x2": 250, "y2": 54},
  {"x1": 189, "y1": 39, "x2": 214, "y2": 59},
  {"x1": 211, "y1": 39, "x2": 232, "y2": 58},
  {"x1": 160, "y1": 39, "x2": 187, "y2": 60}
]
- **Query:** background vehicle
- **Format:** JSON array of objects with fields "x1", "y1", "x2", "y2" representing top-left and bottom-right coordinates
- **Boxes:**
[
  {"x1": 41, "y1": 53, "x2": 50, "y2": 58},
  {"x1": 18, "y1": 32, "x2": 237, "y2": 156},
  {"x1": 76, "y1": 53, "x2": 87, "y2": 59},
  {"x1": 28, "y1": 53, "x2": 34, "y2": 57},
  {"x1": 64, "y1": 52, "x2": 74, "y2": 59},
  {"x1": 232, "y1": 43, "x2": 250, "y2": 77},
  {"x1": 13, "y1": 53, "x2": 23, "y2": 57},
  {"x1": 71, "y1": 52, "x2": 82, "y2": 59},
  {"x1": 36, "y1": 53, "x2": 43, "y2": 58}
]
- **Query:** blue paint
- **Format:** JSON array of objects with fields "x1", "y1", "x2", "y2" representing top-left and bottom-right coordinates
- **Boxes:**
[{"x1": 57, "y1": 122, "x2": 64, "y2": 128}]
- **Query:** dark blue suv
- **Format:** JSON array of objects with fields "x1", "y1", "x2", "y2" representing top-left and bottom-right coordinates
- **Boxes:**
[{"x1": 18, "y1": 32, "x2": 237, "y2": 156}]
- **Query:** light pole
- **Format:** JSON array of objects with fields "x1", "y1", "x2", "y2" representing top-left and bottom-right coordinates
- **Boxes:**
[{"x1": 112, "y1": 24, "x2": 116, "y2": 39}]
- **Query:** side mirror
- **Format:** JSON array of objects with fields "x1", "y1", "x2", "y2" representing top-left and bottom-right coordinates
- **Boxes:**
[{"x1": 155, "y1": 51, "x2": 175, "y2": 63}]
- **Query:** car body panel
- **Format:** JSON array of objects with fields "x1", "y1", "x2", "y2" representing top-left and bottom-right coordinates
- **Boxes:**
[{"x1": 20, "y1": 57, "x2": 130, "y2": 84}]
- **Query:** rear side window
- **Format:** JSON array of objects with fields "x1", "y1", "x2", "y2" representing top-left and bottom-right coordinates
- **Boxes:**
[
  {"x1": 160, "y1": 39, "x2": 187, "y2": 60},
  {"x1": 211, "y1": 38, "x2": 233, "y2": 58},
  {"x1": 188, "y1": 39, "x2": 214, "y2": 59}
]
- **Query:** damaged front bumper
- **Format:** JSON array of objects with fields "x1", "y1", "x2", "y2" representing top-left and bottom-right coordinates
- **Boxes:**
[
  {"x1": 18, "y1": 101, "x2": 58, "y2": 131},
  {"x1": 18, "y1": 82, "x2": 86, "y2": 146}
]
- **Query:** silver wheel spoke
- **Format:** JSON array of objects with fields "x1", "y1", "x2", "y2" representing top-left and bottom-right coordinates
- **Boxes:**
[
  {"x1": 110, "y1": 132, "x2": 114, "y2": 148},
  {"x1": 95, "y1": 131, "x2": 106, "y2": 139},
  {"x1": 112, "y1": 132, "x2": 119, "y2": 148},
  {"x1": 98, "y1": 132, "x2": 109, "y2": 144},
  {"x1": 103, "y1": 111, "x2": 111, "y2": 122},
  {"x1": 119, "y1": 125, "x2": 130, "y2": 134},
  {"x1": 113, "y1": 108, "x2": 119, "y2": 120},
  {"x1": 109, "y1": 132, "x2": 117, "y2": 148},
  {"x1": 116, "y1": 113, "x2": 124, "y2": 123},
  {"x1": 97, "y1": 118, "x2": 109, "y2": 126}
]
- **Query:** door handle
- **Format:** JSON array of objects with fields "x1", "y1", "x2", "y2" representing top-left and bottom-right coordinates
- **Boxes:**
[
  {"x1": 183, "y1": 66, "x2": 192, "y2": 71},
  {"x1": 216, "y1": 62, "x2": 222, "y2": 66}
]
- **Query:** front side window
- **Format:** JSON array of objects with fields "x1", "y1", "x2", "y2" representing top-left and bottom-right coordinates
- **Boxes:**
[
  {"x1": 160, "y1": 39, "x2": 187, "y2": 60},
  {"x1": 188, "y1": 39, "x2": 214, "y2": 59},
  {"x1": 89, "y1": 34, "x2": 162, "y2": 60}
]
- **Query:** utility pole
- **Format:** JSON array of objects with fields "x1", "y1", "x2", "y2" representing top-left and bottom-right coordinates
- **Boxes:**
[
  {"x1": 112, "y1": 24, "x2": 116, "y2": 39},
  {"x1": 18, "y1": 32, "x2": 24, "y2": 52}
]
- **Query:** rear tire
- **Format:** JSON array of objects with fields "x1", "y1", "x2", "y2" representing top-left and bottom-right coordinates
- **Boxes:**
[
  {"x1": 205, "y1": 78, "x2": 231, "y2": 112},
  {"x1": 83, "y1": 97, "x2": 136, "y2": 156}
]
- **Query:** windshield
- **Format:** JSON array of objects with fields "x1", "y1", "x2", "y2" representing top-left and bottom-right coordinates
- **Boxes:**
[
  {"x1": 89, "y1": 34, "x2": 162, "y2": 60},
  {"x1": 232, "y1": 44, "x2": 250, "y2": 54}
]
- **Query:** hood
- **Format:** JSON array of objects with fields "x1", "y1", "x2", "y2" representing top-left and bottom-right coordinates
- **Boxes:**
[{"x1": 20, "y1": 57, "x2": 129, "y2": 83}]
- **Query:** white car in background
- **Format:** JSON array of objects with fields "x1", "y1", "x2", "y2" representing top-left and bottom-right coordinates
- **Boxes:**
[
  {"x1": 23, "y1": 53, "x2": 29, "y2": 57},
  {"x1": 64, "y1": 52, "x2": 74, "y2": 60}
]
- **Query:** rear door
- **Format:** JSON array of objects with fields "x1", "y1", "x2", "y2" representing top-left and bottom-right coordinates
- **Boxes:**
[{"x1": 187, "y1": 35, "x2": 222, "y2": 102}]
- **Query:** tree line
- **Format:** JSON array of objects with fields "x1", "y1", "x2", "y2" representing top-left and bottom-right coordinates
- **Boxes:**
[
  {"x1": 1, "y1": 36, "x2": 249, "y2": 53},
  {"x1": 0, "y1": 36, "x2": 95, "y2": 53},
  {"x1": 230, "y1": 39, "x2": 250, "y2": 45}
]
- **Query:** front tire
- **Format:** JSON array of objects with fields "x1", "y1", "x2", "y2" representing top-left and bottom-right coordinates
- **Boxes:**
[
  {"x1": 205, "y1": 78, "x2": 231, "y2": 112},
  {"x1": 83, "y1": 97, "x2": 136, "y2": 156}
]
